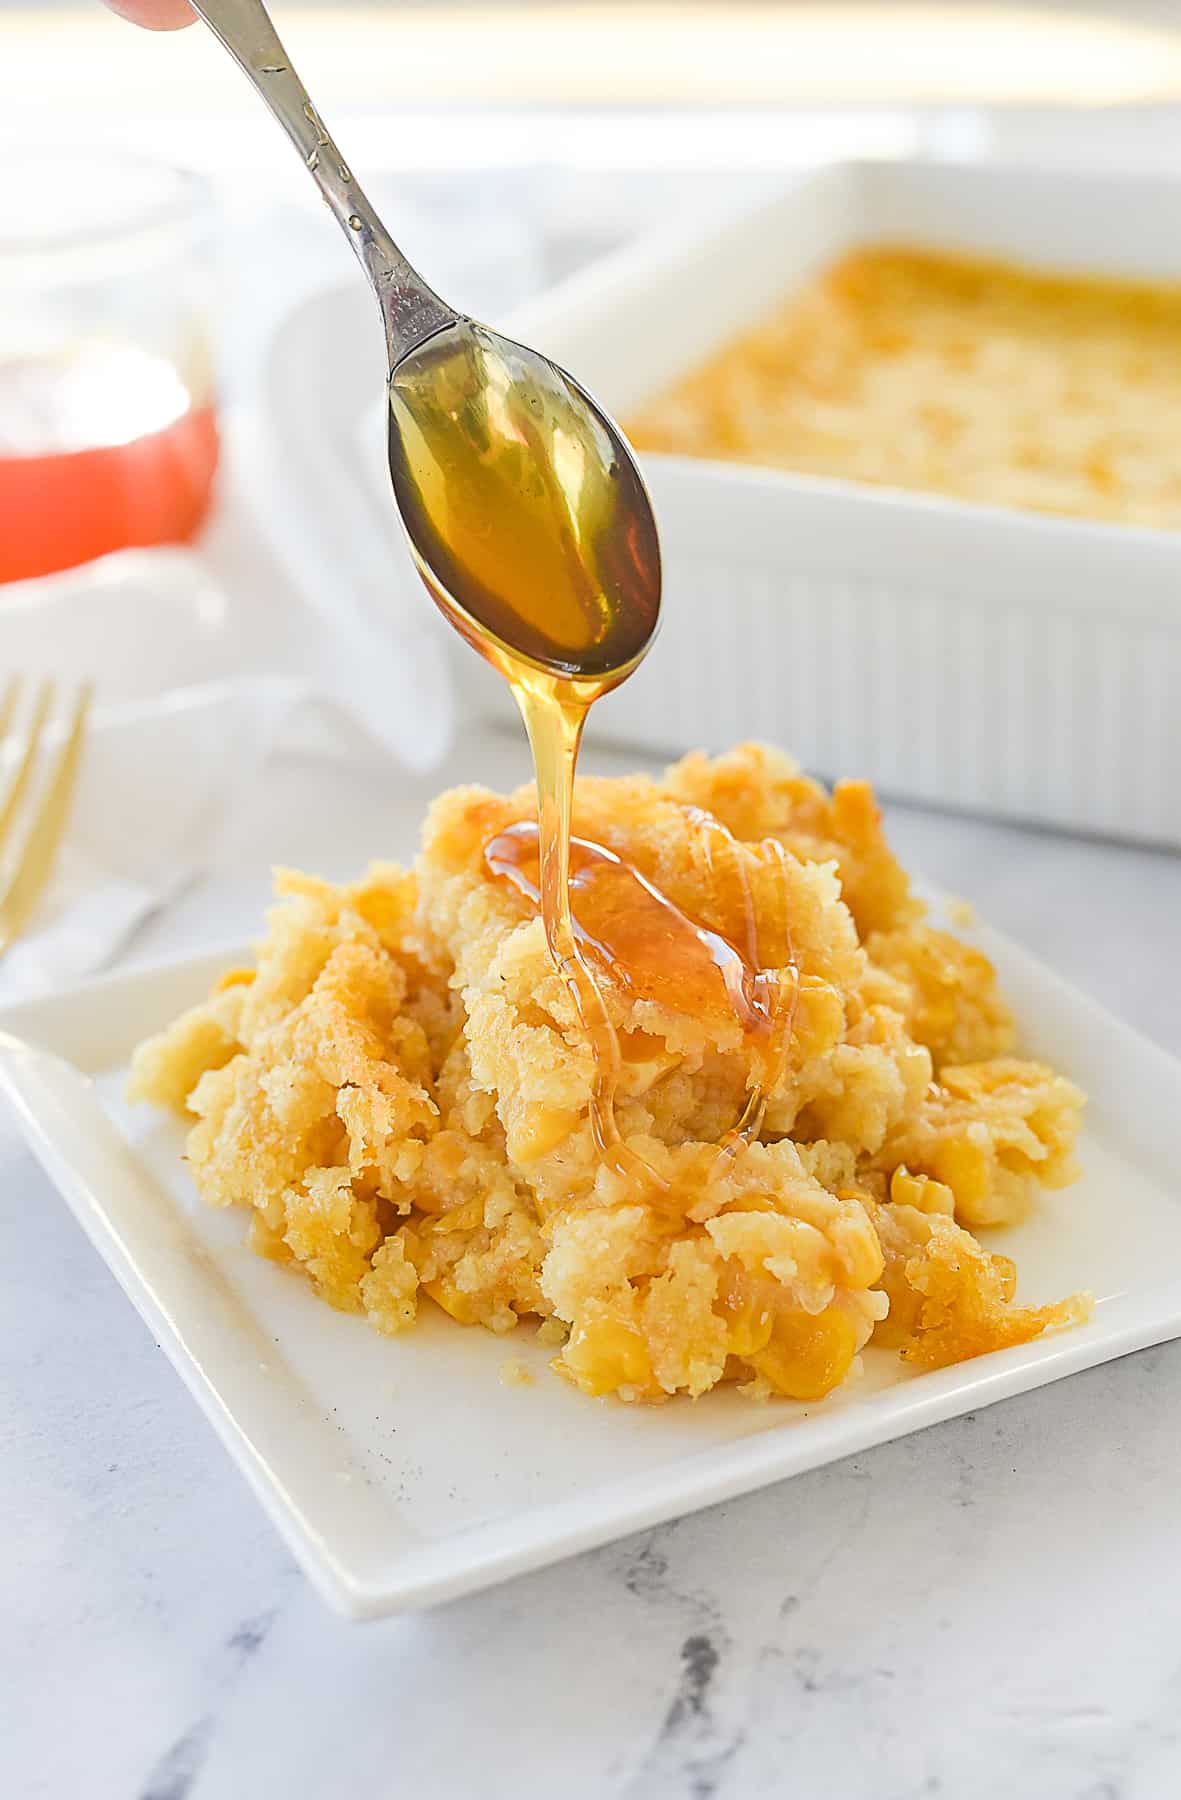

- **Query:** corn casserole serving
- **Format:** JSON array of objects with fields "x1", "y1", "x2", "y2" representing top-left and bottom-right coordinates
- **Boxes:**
[{"x1": 131, "y1": 744, "x2": 1090, "y2": 1405}]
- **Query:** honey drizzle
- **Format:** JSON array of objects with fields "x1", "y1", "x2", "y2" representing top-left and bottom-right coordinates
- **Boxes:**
[
  {"x1": 486, "y1": 714, "x2": 800, "y2": 1173},
  {"x1": 486, "y1": 823, "x2": 779, "y2": 1037},
  {"x1": 715, "y1": 838, "x2": 799, "y2": 1156},
  {"x1": 692, "y1": 809, "x2": 801, "y2": 1150},
  {"x1": 510, "y1": 676, "x2": 633, "y2": 1170}
]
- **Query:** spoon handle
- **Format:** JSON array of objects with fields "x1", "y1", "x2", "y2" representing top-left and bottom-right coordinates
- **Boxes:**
[{"x1": 187, "y1": 0, "x2": 455, "y2": 363}]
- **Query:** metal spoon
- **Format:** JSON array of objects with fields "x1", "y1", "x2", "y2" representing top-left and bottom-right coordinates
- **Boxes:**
[{"x1": 188, "y1": 0, "x2": 662, "y2": 688}]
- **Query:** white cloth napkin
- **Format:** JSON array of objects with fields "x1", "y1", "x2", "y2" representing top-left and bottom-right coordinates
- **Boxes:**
[
  {"x1": 0, "y1": 538, "x2": 409, "y2": 998},
  {"x1": 0, "y1": 675, "x2": 358, "y2": 1000}
]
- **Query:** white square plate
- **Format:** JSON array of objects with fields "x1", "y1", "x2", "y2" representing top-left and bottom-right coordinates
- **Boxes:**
[{"x1": 1, "y1": 920, "x2": 1179, "y2": 1619}]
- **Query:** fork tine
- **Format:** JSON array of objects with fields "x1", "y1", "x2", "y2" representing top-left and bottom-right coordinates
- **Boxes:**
[
  {"x1": 0, "y1": 678, "x2": 52, "y2": 854},
  {"x1": 0, "y1": 675, "x2": 22, "y2": 743},
  {"x1": 0, "y1": 684, "x2": 91, "y2": 957}
]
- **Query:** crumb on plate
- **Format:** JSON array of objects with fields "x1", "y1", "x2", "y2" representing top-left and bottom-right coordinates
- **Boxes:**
[{"x1": 499, "y1": 1359, "x2": 534, "y2": 1387}]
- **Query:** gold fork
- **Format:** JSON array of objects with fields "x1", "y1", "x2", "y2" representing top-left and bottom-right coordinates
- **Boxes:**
[{"x1": 0, "y1": 678, "x2": 92, "y2": 957}]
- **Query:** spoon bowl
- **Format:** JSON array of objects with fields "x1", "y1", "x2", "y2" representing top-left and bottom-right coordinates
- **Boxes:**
[{"x1": 388, "y1": 320, "x2": 661, "y2": 685}]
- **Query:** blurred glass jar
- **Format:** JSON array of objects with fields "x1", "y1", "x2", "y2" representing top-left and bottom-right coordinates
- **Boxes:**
[{"x1": 0, "y1": 153, "x2": 220, "y2": 584}]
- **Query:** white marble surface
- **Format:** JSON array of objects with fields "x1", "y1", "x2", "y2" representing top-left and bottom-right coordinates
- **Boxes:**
[{"x1": 2, "y1": 721, "x2": 1180, "y2": 1800}]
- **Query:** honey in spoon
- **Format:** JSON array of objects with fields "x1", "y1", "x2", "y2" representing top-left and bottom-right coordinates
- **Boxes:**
[{"x1": 388, "y1": 321, "x2": 659, "y2": 678}]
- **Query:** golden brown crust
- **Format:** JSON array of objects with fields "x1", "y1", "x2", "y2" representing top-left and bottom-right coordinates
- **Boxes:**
[{"x1": 627, "y1": 246, "x2": 1181, "y2": 528}]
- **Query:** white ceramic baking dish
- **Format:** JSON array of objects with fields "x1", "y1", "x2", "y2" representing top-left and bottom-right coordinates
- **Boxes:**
[{"x1": 480, "y1": 158, "x2": 1181, "y2": 848}]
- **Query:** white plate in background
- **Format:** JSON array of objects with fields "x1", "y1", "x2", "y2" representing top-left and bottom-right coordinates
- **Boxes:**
[{"x1": 0, "y1": 909, "x2": 1178, "y2": 1618}]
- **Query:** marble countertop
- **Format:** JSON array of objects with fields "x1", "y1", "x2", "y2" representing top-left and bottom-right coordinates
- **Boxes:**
[{"x1": 2, "y1": 723, "x2": 1180, "y2": 1800}]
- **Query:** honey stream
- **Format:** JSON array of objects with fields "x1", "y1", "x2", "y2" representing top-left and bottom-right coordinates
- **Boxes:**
[
  {"x1": 491, "y1": 670, "x2": 800, "y2": 1182},
  {"x1": 389, "y1": 328, "x2": 797, "y2": 1181}
]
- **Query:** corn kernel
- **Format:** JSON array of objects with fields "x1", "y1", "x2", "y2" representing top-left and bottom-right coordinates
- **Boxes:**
[
  {"x1": 560, "y1": 1318, "x2": 653, "y2": 1397},
  {"x1": 793, "y1": 975, "x2": 845, "y2": 1059},
  {"x1": 836, "y1": 1216, "x2": 887, "y2": 1287},
  {"x1": 724, "y1": 1298, "x2": 774, "y2": 1358},
  {"x1": 890, "y1": 1165, "x2": 956, "y2": 1216},
  {"x1": 511, "y1": 1105, "x2": 580, "y2": 1163},
  {"x1": 423, "y1": 1198, "x2": 483, "y2": 1236},
  {"x1": 715, "y1": 1264, "x2": 776, "y2": 1356},
  {"x1": 213, "y1": 966, "x2": 254, "y2": 993},
  {"x1": 749, "y1": 1304, "x2": 859, "y2": 1401},
  {"x1": 931, "y1": 1137, "x2": 990, "y2": 1212},
  {"x1": 424, "y1": 1276, "x2": 481, "y2": 1325}
]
